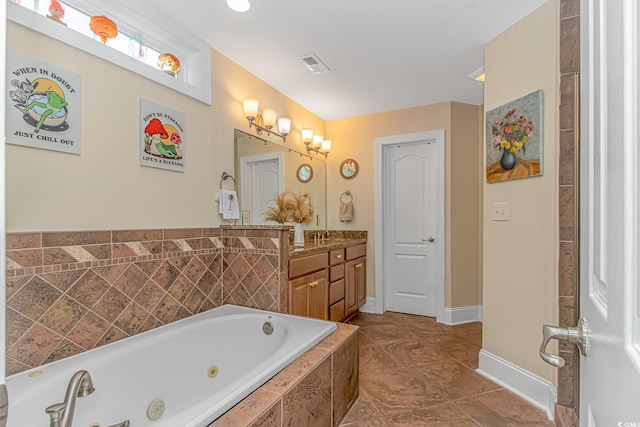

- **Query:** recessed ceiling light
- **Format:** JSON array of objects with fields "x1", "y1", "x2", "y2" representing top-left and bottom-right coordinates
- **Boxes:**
[
  {"x1": 227, "y1": 0, "x2": 250, "y2": 12},
  {"x1": 468, "y1": 66, "x2": 485, "y2": 82}
]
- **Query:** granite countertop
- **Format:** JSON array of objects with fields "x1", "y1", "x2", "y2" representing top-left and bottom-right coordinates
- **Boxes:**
[{"x1": 288, "y1": 237, "x2": 367, "y2": 258}]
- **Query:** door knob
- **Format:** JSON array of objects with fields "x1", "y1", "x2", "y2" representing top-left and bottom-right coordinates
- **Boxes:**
[
  {"x1": 421, "y1": 237, "x2": 435, "y2": 243},
  {"x1": 539, "y1": 318, "x2": 589, "y2": 368}
]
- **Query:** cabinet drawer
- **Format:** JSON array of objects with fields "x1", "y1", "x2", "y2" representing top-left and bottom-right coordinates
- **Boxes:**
[
  {"x1": 289, "y1": 252, "x2": 328, "y2": 278},
  {"x1": 329, "y1": 300, "x2": 345, "y2": 322},
  {"x1": 346, "y1": 243, "x2": 366, "y2": 261},
  {"x1": 329, "y1": 249, "x2": 345, "y2": 265},
  {"x1": 329, "y1": 278, "x2": 345, "y2": 305},
  {"x1": 330, "y1": 263, "x2": 345, "y2": 282}
]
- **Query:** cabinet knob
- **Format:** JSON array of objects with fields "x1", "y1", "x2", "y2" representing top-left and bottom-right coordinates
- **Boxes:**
[
  {"x1": 355, "y1": 263, "x2": 363, "y2": 268},
  {"x1": 336, "y1": 254, "x2": 342, "y2": 259},
  {"x1": 309, "y1": 280, "x2": 319, "y2": 288}
]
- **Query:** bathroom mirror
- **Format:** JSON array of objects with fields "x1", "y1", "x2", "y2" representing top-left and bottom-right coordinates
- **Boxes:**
[
  {"x1": 340, "y1": 158, "x2": 359, "y2": 179},
  {"x1": 234, "y1": 129, "x2": 326, "y2": 229},
  {"x1": 296, "y1": 164, "x2": 313, "y2": 183}
]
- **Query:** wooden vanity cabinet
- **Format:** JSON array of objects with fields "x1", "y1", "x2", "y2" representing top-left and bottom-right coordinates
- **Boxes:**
[
  {"x1": 345, "y1": 244, "x2": 367, "y2": 319},
  {"x1": 288, "y1": 253, "x2": 328, "y2": 320},
  {"x1": 328, "y1": 249, "x2": 346, "y2": 321},
  {"x1": 288, "y1": 242, "x2": 366, "y2": 322}
]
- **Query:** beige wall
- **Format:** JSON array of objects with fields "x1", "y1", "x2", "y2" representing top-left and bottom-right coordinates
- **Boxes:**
[
  {"x1": 451, "y1": 102, "x2": 483, "y2": 307},
  {"x1": 7, "y1": 21, "x2": 483, "y2": 311},
  {"x1": 6, "y1": 22, "x2": 325, "y2": 232},
  {"x1": 326, "y1": 102, "x2": 482, "y2": 308},
  {"x1": 482, "y1": 0, "x2": 559, "y2": 382}
]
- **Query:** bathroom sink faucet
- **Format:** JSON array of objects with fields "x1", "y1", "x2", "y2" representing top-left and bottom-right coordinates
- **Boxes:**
[{"x1": 45, "y1": 370, "x2": 95, "y2": 427}]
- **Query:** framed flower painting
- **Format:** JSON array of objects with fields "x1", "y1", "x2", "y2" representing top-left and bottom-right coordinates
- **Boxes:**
[{"x1": 486, "y1": 89, "x2": 543, "y2": 183}]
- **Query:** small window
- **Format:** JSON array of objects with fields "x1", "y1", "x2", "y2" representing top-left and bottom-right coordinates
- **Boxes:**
[{"x1": 8, "y1": 0, "x2": 212, "y2": 104}]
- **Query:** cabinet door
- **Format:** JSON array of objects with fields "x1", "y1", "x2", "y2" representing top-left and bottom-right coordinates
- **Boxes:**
[
  {"x1": 345, "y1": 259, "x2": 358, "y2": 317},
  {"x1": 289, "y1": 275, "x2": 309, "y2": 317},
  {"x1": 308, "y1": 270, "x2": 328, "y2": 320},
  {"x1": 288, "y1": 269, "x2": 328, "y2": 320},
  {"x1": 356, "y1": 257, "x2": 366, "y2": 308}
]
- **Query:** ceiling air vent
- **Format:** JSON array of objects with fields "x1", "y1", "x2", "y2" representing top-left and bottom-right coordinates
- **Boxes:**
[{"x1": 301, "y1": 53, "x2": 330, "y2": 74}]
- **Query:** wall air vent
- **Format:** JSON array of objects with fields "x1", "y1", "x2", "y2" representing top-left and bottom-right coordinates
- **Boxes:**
[{"x1": 301, "y1": 53, "x2": 330, "y2": 74}]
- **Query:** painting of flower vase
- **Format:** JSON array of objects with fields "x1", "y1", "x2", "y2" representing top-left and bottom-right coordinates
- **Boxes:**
[{"x1": 486, "y1": 89, "x2": 543, "y2": 183}]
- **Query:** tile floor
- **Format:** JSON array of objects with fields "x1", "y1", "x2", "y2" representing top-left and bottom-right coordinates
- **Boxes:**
[{"x1": 340, "y1": 311, "x2": 555, "y2": 426}]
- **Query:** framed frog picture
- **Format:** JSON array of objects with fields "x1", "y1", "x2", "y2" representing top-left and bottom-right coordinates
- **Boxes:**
[{"x1": 6, "y1": 50, "x2": 81, "y2": 154}]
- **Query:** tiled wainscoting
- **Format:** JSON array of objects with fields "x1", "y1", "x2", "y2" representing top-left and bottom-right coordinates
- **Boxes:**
[
  {"x1": 211, "y1": 323, "x2": 359, "y2": 427},
  {"x1": 5, "y1": 226, "x2": 290, "y2": 375}
]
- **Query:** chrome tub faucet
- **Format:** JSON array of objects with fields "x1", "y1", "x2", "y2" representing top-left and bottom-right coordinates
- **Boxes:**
[{"x1": 45, "y1": 370, "x2": 95, "y2": 427}]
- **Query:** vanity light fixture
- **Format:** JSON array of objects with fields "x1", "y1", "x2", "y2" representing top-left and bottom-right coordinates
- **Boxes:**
[
  {"x1": 302, "y1": 129, "x2": 332, "y2": 158},
  {"x1": 243, "y1": 98, "x2": 290, "y2": 142}
]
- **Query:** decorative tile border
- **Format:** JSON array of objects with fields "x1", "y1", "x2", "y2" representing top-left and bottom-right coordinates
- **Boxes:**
[{"x1": 5, "y1": 227, "x2": 289, "y2": 375}]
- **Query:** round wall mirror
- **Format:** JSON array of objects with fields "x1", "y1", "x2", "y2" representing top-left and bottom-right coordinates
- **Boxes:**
[
  {"x1": 339, "y1": 159, "x2": 359, "y2": 179},
  {"x1": 297, "y1": 163, "x2": 313, "y2": 183}
]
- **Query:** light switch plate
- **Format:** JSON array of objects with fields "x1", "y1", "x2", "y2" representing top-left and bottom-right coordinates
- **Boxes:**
[{"x1": 493, "y1": 202, "x2": 510, "y2": 221}]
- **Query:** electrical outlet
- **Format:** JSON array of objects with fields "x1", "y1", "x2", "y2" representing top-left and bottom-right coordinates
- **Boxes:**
[
  {"x1": 492, "y1": 202, "x2": 510, "y2": 221},
  {"x1": 242, "y1": 210, "x2": 250, "y2": 225}
]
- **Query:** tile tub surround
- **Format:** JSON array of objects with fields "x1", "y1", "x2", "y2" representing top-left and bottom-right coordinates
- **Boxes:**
[
  {"x1": 211, "y1": 322, "x2": 359, "y2": 427},
  {"x1": 5, "y1": 226, "x2": 290, "y2": 375}
]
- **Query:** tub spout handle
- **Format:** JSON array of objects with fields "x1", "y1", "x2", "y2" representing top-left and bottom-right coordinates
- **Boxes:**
[
  {"x1": 45, "y1": 403, "x2": 66, "y2": 427},
  {"x1": 108, "y1": 421, "x2": 130, "y2": 427}
]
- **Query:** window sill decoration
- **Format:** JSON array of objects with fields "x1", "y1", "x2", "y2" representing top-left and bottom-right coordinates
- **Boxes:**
[
  {"x1": 89, "y1": 15, "x2": 117, "y2": 45},
  {"x1": 7, "y1": 1, "x2": 212, "y2": 105}
]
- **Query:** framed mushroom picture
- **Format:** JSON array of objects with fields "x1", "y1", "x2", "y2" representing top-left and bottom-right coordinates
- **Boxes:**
[{"x1": 140, "y1": 98, "x2": 185, "y2": 172}]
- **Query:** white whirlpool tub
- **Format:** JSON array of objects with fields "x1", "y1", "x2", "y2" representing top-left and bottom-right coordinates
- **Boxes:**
[{"x1": 6, "y1": 305, "x2": 337, "y2": 427}]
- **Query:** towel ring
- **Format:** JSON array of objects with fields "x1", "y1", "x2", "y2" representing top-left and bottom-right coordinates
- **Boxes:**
[
  {"x1": 303, "y1": 192, "x2": 312, "y2": 205},
  {"x1": 220, "y1": 172, "x2": 236, "y2": 190},
  {"x1": 340, "y1": 190, "x2": 353, "y2": 203}
]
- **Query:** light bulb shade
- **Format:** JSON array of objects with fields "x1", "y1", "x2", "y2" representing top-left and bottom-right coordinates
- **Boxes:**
[
  {"x1": 243, "y1": 99, "x2": 259, "y2": 119},
  {"x1": 277, "y1": 117, "x2": 291, "y2": 135},
  {"x1": 301, "y1": 129, "x2": 314, "y2": 144},
  {"x1": 312, "y1": 135, "x2": 323, "y2": 149},
  {"x1": 227, "y1": 0, "x2": 250, "y2": 12},
  {"x1": 321, "y1": 139, "x2": 332, "y2": 153},
  {"x1": 262, "y1": 108, "x2": 277, "y2": 128}
]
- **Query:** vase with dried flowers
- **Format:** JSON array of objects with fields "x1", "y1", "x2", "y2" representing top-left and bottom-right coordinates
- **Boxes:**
[{"x1": 263, "y1": 191, "x2": 313, "y2": 246}]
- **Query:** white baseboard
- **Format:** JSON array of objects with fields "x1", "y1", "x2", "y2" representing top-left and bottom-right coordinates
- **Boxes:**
[
  {"x1": 476, "y1": 349, "x2": 556, "y2": 421},
  {"x1": 440, "y1": 305, "x2": 483, "y2": 325},
  {"x1": 359, "y1": 297, "x2": 378, "y2": 313}
]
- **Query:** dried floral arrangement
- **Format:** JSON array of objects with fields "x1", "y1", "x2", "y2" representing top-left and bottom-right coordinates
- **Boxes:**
[{"x1": 263, "y1": 191, "x2": 313, "y2": 224}]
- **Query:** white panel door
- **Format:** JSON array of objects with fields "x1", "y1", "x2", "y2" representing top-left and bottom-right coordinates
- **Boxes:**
[
  {"x1": 239, "y1": 152, "x2": 283, "y2": 225},
  {"x1": 251, "y1": 159, "x2": 280, "y2": 225},
  {"x1": 383, "y1": 141, "x2": 437, "y2": 316},
  {"x1": 579, "y1": 0, "x2": 640, "y2": 423}
]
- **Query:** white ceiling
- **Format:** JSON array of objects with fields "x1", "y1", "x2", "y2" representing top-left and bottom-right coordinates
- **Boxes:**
[{"x1": 141, "y1": 0, "x2": 548, "y2": 121}]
